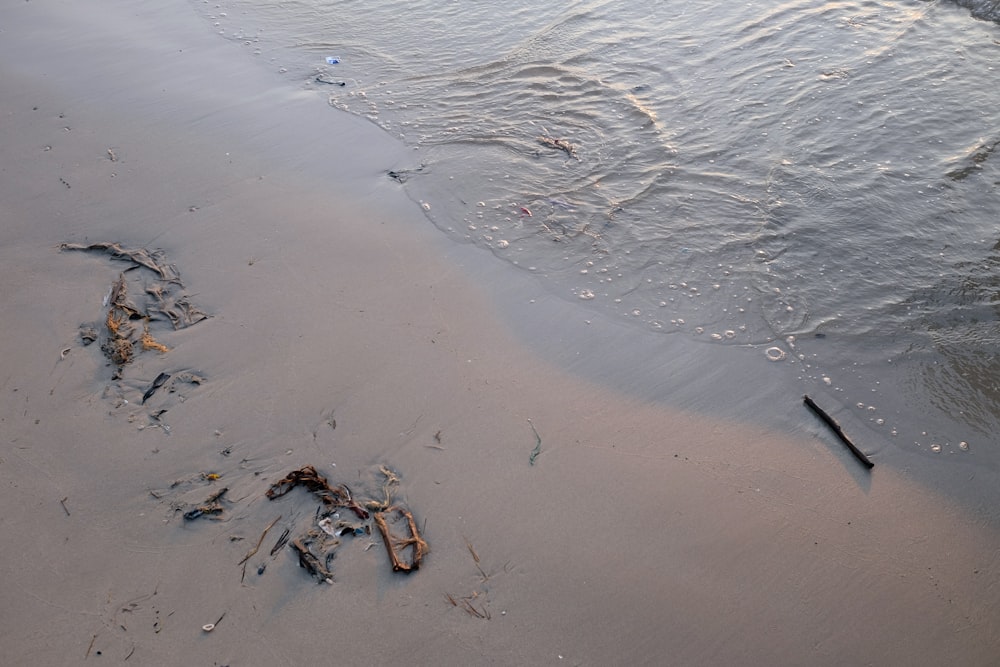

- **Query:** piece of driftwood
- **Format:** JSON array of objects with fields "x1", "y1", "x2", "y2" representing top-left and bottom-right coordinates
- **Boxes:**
[
  {"x1": 803, "y1": 395, "x2": 874, "y2": 469},
  {"x1": 373, "y1": 506, "x2": 428, "y2": 573}
]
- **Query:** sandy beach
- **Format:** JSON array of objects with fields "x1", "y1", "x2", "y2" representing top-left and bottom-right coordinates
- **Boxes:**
[{"x1": 2, "y1": 1, "x2": 999, "y2": 665}]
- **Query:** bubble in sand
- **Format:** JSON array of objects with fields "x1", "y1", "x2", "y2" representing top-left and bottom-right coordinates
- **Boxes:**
[
  {"x1": 578, "y1": 289, "x2": 595, "y2": 300},
  {"x1": 930, "y1": 443, "x2": 942, "y2": 453},
  {"x1": 496, "y1": 239, "x2": 509, "y2": 248},
  {"x1": 421, "y1": 201, "x2": 431, "y2": 211},
  {"x1": 765, "y1": 346, "x2": 786, "y2": 361},
  {"x1": 959, "y1": 441, "x2": 969, "y2": 451}
]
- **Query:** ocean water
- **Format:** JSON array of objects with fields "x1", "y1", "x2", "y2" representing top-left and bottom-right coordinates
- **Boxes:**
[{"x1": 193, "y1": 0, "x2": 1000, "y2": 469}]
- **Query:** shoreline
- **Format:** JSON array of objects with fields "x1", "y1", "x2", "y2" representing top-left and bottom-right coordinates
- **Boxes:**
[{"x1": 2, "y1": 1, "x2": 999, "y2": 664}]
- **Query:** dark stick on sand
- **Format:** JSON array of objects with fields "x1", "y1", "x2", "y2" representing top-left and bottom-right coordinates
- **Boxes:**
[{"x1": 803, "y1": 395, "x2": 874, "y2": 469}]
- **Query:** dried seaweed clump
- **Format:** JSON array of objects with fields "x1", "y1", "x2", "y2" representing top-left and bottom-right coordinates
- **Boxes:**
[{"x1": 61, "y1": 242, "x2": 208, "y2": 371}]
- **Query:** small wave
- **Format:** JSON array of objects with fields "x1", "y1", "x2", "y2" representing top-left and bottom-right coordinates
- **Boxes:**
[{"x1": 950, "y1": 0, "x2": 1000, "y2": 23}]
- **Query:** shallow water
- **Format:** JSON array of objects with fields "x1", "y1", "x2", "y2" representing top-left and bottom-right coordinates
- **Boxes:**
[{"x1": 195, "y1": 0, "x2": 1000, "y2": 469}]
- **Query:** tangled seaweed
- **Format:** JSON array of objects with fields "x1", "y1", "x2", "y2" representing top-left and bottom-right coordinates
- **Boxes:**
[{"x1": 264, "y1": 465, "x2": 427, "y2": 582}]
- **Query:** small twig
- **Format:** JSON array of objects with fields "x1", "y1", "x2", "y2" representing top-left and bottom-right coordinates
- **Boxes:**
[
  {"x1": 465, "y1": 539, "x2": 480, "y2": 564},
  {"x1": 85, "y1": 634, "x2": 97, "y2": 659},
  {"x1": 239, "y1": 515, "x2": 281, "y2": 582},
  {"x1": 270, "y1": 528, "x2": 291, "y2": 556},
  {"x1": 803, "y1": 395, "x2": 874, "y2": 469},
  {"x1": 60, "y1": 496, "x2": 71, "y2": 516},
  {"x1": 462, "y1": 599, "x2": 486, "y2": 619}
]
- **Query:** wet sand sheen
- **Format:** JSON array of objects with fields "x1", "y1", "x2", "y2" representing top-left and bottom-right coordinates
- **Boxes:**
[{"x1": 1, "y1": 1, "x2": 999, "y2": 664}]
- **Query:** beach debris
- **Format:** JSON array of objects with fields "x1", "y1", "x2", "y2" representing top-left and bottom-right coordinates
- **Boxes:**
[
  {"x1": 803, "y1": 395, "x2": 874, "y2": 469},
  {"x1": 465, "y1": 536, "x2": 489, "y2": 581},
  {"x1": 141, "y1": 372, "x2": 171, "y2": 404},
  {"x1": 202, "y1": 612, "x2": 225, "y2": 633},
  {"x1": 537, "y1": 135, "x2": 578, "y2": 158},
  {"x1": 315, "y1": 75, "x2": 346, "y2": 86},
  {"x1": 61, "y1": 242, "x2": 180, "y2": 281},
  {"x1": 260, "y1": 464, "x2": 427, "y2": 581},
  {"x1": 373, "y1": 506, "x2": 428, "y2": 573},
  {"x1": 170, "y1": 463, "x2": 426, "y2": 585},
  {"x1": 446, "y1": 591, "x2": 491, "y2": 620},
  {"x1": 266, "y1": 465, "x2": 369, "y2": 520},
  {"x1": 291, "y1": 532, "x2": 337, "y2": 583},
  {"x1": 140, "y1": 323, "x2": 169, "y2": 353},
  {"x1": 101, "y1": 273, "x2": 139, "y2": 366},
  {"x1": 237, "y1": 515, "x2": 282, "y2": 583},
  {"x1": 317, "y1": 517, "x2": 338, "y2": 536},
  {"x1": 183, "y1": 487, "x2": 229, "y2": 521},
  {"x1": 445, "y1": 538, "x2": 493, "y2": 619},
  {"x1": 79, "y1": 325, "x2": 99, "y2": 346},
  {"x1": 270, "y1": 528, "x2": 291, "y2": 556},
  {"x1": 365, "y1": 465, "x2": 400, "y2": 513},
  {"x1": 61, "y1": 243, "x2": 209, "y2": 415},
  {"x1": 325, "y1": 56, "x2": 340, "y2": 65},
  {"x1": 386, "y1": 165, "x2": 425, "y2": 183},
  {"x1": 528, "y1": 419, "x2": 542, "y2": 465},
  {"x1": 819, "y1": 68, "x2": 850, "y2": 81},
  {"x1": 60, "y1": 496, "x2": 71, "y2": 516}
]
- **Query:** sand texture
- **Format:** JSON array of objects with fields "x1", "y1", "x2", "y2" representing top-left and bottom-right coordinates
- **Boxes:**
[{"x1": 2, "y1": 1, "x2": 999, "y2": 665}]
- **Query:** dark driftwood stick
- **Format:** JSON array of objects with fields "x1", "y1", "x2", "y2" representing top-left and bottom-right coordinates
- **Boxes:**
[{"x1": 803, "y1": 395, "x2": 874, "y2": 469}]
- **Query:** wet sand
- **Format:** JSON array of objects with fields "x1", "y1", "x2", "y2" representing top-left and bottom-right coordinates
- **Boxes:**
[{"x1": 2, "y1": 1, "x2": 999, "y2": 665}]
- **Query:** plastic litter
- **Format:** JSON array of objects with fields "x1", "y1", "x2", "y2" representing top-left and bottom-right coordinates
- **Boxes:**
[
  {"x1": 325, "y1": 56, "x2": 340, "y2": 65},
  {"x1": 317, "y1": 517, "x2": 337, "y2": 536}
]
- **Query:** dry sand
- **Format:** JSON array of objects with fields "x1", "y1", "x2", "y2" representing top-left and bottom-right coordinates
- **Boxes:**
[{"x1": 2, "y1": 1, "x2": 999, "y2": 665}]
